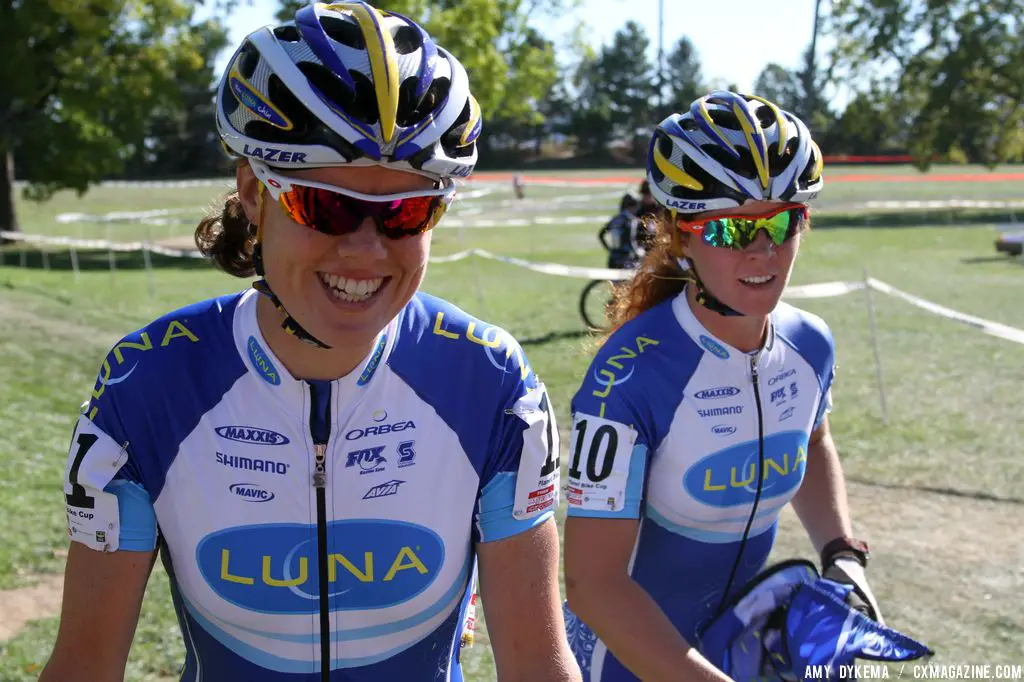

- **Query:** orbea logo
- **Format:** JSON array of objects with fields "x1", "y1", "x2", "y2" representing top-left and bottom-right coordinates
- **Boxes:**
[
  {"x1": 694, "y1": 386, "x2": 740, "y2": 400},
  {"x1": 345, "y1": 421, "x2": 416, "y2": 441},
  {"x1": 229, "y1": 483, "x2": 275, "y2": 503},
  {"x1": 699, "y1": 335, "x2": 730, "y2": 360},
  {"x1": 215, "y1": 426, "x2": 289, "y2": 446},
  {"x1": 197, "y1": 520, "x2": 443, "y2": 613},
  {"x1": 247, "y1": 336, "x2": 280, "y2": 385}
]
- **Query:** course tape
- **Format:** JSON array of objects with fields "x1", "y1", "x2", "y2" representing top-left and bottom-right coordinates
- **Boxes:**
[{"x1": 4, "y1": 232, "x2": 1021, "y2": 345}]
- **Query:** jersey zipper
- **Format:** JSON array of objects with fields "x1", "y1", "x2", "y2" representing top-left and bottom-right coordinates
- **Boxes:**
[
  {"x1": 717, "y1": 355, "x2": 767, "y2": 614},
  {"x1": 308, "y1": 380, "x2": 332, "y2": 682}
]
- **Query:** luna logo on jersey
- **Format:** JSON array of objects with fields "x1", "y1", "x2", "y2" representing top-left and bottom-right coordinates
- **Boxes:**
[
  {"x1": 198, "y1": 520, "x2": 443, "y2": 613},
  {"x1": 683, "y1": 430, "x2": 809, "y2": 507}
]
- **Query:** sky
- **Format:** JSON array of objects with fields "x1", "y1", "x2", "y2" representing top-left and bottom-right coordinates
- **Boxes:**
[{"x1": 209, "y1": 0, "x2": 827, "y2": 97}]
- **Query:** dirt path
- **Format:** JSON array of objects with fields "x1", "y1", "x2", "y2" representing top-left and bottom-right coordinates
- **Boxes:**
[{"x1": 0, "y1": 574, "x2": 64, "y2": 642}]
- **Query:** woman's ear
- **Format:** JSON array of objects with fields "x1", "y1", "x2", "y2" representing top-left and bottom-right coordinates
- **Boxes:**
[{"x1": 236, "y1": 162, "x2": 261, "y2": 224}]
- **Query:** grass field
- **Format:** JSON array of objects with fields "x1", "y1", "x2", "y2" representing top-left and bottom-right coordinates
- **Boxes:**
[{"x1": 1, "y1": 166, "x2": 1022, "y2": 680}]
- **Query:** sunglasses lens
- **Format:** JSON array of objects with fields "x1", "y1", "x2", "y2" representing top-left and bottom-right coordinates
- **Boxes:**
[
  {"x1": 277, "y1": 186, "x2": 445, "y2": 238},
  {"x1": 701, "y1": 209, "x2": 802, "y2": 249}
]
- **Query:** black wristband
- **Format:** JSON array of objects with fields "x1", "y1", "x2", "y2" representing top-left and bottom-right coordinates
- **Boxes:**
[{"x1": 821, "y1": 536, "x2": 870, "y2": 569}]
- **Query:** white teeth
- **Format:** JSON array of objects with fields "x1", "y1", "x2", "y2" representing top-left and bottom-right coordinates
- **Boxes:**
[
  {"x1": 319, "y1": 273, "x2": 384, "y2": 302},
  {"x1": 742, "y1": 275, "x2": 773, "y2": 284}
]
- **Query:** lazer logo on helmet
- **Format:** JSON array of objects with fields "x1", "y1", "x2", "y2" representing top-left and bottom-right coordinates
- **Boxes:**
[
  {"x1": 197, "y1": 521, "x2": 443, "y2": 613},
  {"x1": 664, "y1": 198, "x2": 707, "y2": 211},
  {"x1": 215, "y1": 426, "x2": 290, "y2": 446},
  {"x1": 684, "y1": 431, "x2": 808, "y2": 506},
  {"x1": 345, "y1": 420, "x2": 416, "y2": 441},
  {"x1": 242, "y1": 144, "x2": 307, "y2": 164}
]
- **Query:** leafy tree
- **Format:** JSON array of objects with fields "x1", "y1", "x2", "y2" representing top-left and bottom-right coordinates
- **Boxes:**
[
  {"x1": 827, "y1": 0, "x2": 1024, "y2": 167},
  {"x1": 753, "y1": 63, "x2": 803, "y2": 112},
  {"x1": 0, "y1": 0, "x2": 230, "y2": 237},
  {"x1": 660, "y1": 36, "x2": 705, "y2": 118}
]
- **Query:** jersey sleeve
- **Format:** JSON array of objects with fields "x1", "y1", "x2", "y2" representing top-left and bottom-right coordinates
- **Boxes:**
[
  {"x1": 813, "y1": 331, "x2": 837, "y2": 431},
  {"x1": 64, "y1": 357, "x2": 158, "y2": 553},
  {"x1": 475, "y1": 346, "x2": 559, "y2": 544},
  {"x1": 566, "y1": 361, "x2": 652, "y2": 520}
]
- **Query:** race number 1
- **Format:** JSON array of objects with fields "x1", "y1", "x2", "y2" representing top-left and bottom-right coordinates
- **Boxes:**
[{"x1": 567, "y1": 413, "x2": 637, "y2": 513}]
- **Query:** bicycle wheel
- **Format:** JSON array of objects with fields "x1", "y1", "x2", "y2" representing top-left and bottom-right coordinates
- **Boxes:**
[{"x1": 579, "y1": 279, "x2": 615, "y2": 330}]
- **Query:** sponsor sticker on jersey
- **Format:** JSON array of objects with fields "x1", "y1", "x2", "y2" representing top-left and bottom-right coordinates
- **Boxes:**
[
  {"x1": 363, "y1": 479, "x2": 405, "y2": 499},
  {"x1": 768, "y1": 368, "x2": 796, "y2": 385},
  {"x1": 697, "y1": 405, "x2": 743, "y2": 419},
  {"x1": 694, "y1": 386, "x2": 741, "y2": 400},
  {"x1": 345, "y1": 420, "x2": 416, "y2": 441},
  {"x1": 712, "y1": 424, "x2": 737, "y2": 436},
  {"x1": 699, "y1": 335, "x2": 730, "y2": 360},
  {"x1": 198, "y1": 520, "x2": 443, "y2": 613},
  {"x1": 216, "y1": 452, "x2": 289, "y2": 475},
  {"x1": 778, "y1": 406, "x2": 796, "y2": 422},
  {"x1": 345, "y1": 446, "x2": 387, "y2": 475},
  {"x1": 357, "y1": 333, "x2": 388, "y2": 386},
  {"x1": 215, "y1": 425, "x2": 290, "y2": 445},
  {"x1": 396, "y1": 440, "x2": 417, "y2": 468},
  {"x1": 247, "y1": 336, "x2": 281, "y2": 385},
  {"x1": 229, "y1": 482, "x2": 275, "y2": 503},
  {"x1": 683, "y1": 431, "x2": 808, "y2": 507}
]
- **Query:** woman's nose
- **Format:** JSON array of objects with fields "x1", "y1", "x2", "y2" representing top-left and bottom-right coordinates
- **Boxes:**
[{"x1": 336, "y1": 217, "x2": 387, "y2": 257}]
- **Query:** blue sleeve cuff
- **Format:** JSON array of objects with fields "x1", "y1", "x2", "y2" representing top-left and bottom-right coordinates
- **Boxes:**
[
  {"x1": 106, "y1": 479, "x2": 158, "y2": 551},
  {"x1": 477, "y1": 472, "x2": 553, "y2": 543}
]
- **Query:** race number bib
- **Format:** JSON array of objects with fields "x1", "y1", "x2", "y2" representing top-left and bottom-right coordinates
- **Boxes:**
[
  {"x1": 567, "y1": 413, "x2": 637, "y2": 513},
  {"x1": 63, "y1": 414, "x2": 129, "y2": 552},
  {"x1": 511, "y1": 384, "x2": 560, "y2": 520}
]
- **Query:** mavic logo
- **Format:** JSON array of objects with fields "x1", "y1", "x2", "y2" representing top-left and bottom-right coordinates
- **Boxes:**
[{"x1": 363, "y1": 480, "x2": 405, "y2": 500}]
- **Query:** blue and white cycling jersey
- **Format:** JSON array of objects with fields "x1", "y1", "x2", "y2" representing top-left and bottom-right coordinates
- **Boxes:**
[
  {"x1": 563, "y1": 290, "x2": 835, "y2": 682},
  {"x1": 62, "y1": 289, "x2": 559, "y2": 681}
]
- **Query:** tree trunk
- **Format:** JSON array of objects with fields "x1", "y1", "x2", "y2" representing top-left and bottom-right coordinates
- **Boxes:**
[{"x1": 0, "y1": 147, "x2": 19, "y2": 242}]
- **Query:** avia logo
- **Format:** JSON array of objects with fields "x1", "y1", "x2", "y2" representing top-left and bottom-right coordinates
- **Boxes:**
[
  {"x1": 247, "y1": 336, "x2": 280, "y2": 386},
  {"x1": 197, "y1": 520, "x2": 443, "y2": 613},
  {"x1": 768, "y1": 368, "x2": 797, "y2": 386},
  {"x1": 363, "y1": 479, "x2": 405, "y2": 499},
  {"x1": 779, "y1": 406, "x2": 796, "y2": 422},
  {"x1": 712, "y1": 424, "x2": 737, "y2": 436},
  {"x1": 683, "y1": 431, "x2": 809, "y2": 507},
  {"x1": 345, "y1": 446, "x2": 387, "y2": 474},
  {"x1": 694, "y1": 386, "x2": 741, "y2": 400},
  {"x1": 697, "y1": 406, "x2": 743, "y2": 419},
  {"x1": 345, "y1": 421, "x2": 416, "y2": 441},
  {"x1": 699, "y1": 335, "x2": 730, "y2": 360},
  {"x1": 229, "y1": 483, "x2": 275, "y2": 503},
  {"x1": 217, "y1": 452, "x2": 289, "y2": 476},
  {"x1": 215, "y1": 426, "x2": 290, "y2": 446}
]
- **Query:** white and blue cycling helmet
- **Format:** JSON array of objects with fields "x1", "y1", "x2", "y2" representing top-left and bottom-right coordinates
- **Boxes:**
[
  {"x1": 215, "y1": 1, "x2": 482, "y2": 180},
  {"x1": 647, "y1": 90, "x2": 824, "y2": 213}
]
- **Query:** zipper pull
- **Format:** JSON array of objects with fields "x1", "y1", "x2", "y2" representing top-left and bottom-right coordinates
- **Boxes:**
[
  {"x1": 750, "y1": 355, "x2": 759, "y2": 384},
  {"x1": 313, "y1": 443, "x2": 327, "y2": 489}
]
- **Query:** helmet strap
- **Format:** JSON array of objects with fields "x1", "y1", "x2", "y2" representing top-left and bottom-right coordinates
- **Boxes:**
[
  {"x1": 250, "y1": 187, "x2": 333, "y2": 350},
  {"x1": 682, "y1": 257, "x2": 745, "y2": 317}
]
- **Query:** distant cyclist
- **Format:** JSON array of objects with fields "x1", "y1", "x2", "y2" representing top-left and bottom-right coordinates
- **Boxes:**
[
  {"x1": 562, "y1": 91, "x2": 882, "y2": 681},
  {"x1": 41, "y1": 4, "x2": 580, "y2": 682},
  {"x1": 598, "y1": 194, "x2": 643, "y2": 269}
]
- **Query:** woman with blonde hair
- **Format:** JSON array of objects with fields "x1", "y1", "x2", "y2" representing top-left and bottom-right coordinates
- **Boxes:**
[{"x1": 562, "y1": 91, "x2": 882, "y2": 681}]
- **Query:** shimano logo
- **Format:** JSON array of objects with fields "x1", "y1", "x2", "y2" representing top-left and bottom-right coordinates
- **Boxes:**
[
  {"x1": 229, "y1": 483, "x2": 275, "y2": 503},
  {"x1": 345, "y1": 420, "x2": 416, "y2": 441},
  {"x1": 217, "y1": 452, "x2": 289, "y2": 476},
  {"x1": 768, "y1": 369, "x2": 797, "y2": 386},
  {"x1": 694, "y1": 386, "x2": 740, "y2": 400},
  {"x1": 215, "y1": 426, "x2": 289, "y2": 446},
  {"x1": 697, "y1": 406, "x2": 743, "y2": 419},
  {"x1": 712, "y1": 424, "x2": 737, "y2": 436},
  {"x1": 363, "y1": 480, "x2": 405, "y2": 500}
]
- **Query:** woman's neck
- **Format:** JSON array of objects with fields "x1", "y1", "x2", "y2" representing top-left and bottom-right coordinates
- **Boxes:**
[
  {"x1": 686, "y1": 286, "x2": 769, "y2": 354},
  {"x1": 255, "y1": 295, "x2": 376, "y2": 381}
]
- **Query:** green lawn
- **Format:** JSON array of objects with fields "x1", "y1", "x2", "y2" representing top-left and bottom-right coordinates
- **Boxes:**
[{"x1": 1, "y1": 168, "x2": 1022, "y2": 680}]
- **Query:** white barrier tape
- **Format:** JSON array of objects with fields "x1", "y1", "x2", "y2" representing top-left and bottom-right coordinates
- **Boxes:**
[
  {"x1": 6, "y1": 231, "x2": 1023, "y2": 345},
  {"x1": 56, "y1": 207, "x2": 204, "y2": 224},
  {"x1": 439, "y1": 215, "x2": 604, "y2": 229},
  {"x1": 864, "y1": 199, "x2": 1024, "y2": 210},
  {"x1": 866, "y1": 278, "x2": 1024, "y2": 345}
]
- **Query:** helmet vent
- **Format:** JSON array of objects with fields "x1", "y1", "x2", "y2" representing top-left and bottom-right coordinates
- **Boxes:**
[
  {"x1": 392, "y1": 25, "x2": 423, "y2": 55},
  {"x1": 320, "y1": 15, "x2": 365, "y2": 49},
  {"x1": 273, "y1": 25, "x2": 301, "y2": 42},
  {"x1": 239, "y1": 42, "x2": 261, "y2": 79}
]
